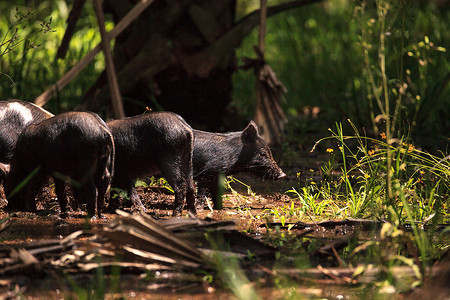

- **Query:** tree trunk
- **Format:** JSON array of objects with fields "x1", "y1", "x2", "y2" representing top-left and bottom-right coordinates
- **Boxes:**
[
  {"x1": 81, "y1": 0, "x2": 236, "y2": 130},
  {"x1": 80, "y1": 0, "x2": 321, "y2": 129}
]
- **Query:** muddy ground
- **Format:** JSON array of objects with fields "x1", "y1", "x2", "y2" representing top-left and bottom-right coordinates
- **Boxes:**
[
  {"x1": 0, "y1": 174, "x2": 448, "y2": 299},
  {"x1": 0, "y1": 174, "x2": 312, "y2": 298},
  {"x1": 0, "y1": 173, "x2": 296, "y2": 241}
]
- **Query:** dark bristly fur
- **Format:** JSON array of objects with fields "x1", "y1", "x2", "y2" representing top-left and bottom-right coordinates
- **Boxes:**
[
  {"x1": 5, "y1": 112, "x2": 114, "y2": 218},
  {"x1": 193, "y1": 121, "x2": 285, "y2": 208},
  {"x1": 0, "y1": 100, "x2": 54, "y2": 183},
  {"x1": 107, "y1": 112, "x2": 195, "y2": 216}
]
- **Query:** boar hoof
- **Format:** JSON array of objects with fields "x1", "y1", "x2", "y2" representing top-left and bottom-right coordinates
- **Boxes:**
[{"x1": 172, "y1": 207, "x2": 183, "y2": 217}]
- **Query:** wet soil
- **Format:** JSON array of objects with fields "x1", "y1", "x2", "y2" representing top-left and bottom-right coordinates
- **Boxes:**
[
  {"x1": 0, "y1": 175, "x2": 311, "y2": 298},
  {"x1": 0, "y1": 174, "x2": 446, "y2": 299},
  {"x1": 0, "y1": 174, "x2": 299, "y2": 243}
]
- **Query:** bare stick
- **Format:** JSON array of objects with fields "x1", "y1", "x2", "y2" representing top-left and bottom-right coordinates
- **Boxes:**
[
  {"x1": 93, "y1": 0, "x2": 125, "y2": 119},
  {"x1": 34, "y1": 0, "x2": 155, "y2": 107},
  {"x1": 258, "y1": 0, "x2": 267, "y2": 55},
  {"x1": 56, "y1": 0, "x2": 87, "y2": 59}
]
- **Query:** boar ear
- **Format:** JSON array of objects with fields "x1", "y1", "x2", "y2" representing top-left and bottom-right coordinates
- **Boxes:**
[{"x1": 242, "y1": 121, "x2": 259, "y2": 144}]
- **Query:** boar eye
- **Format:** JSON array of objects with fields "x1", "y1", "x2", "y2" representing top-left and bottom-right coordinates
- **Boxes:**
[{"x1": 259, "y1": 150, "x2": 268, "y2": 157}]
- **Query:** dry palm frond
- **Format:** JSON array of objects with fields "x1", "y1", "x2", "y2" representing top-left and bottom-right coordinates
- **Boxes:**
[
  {"x1": 0, "y1": 210, "x2": 274, "y2": 292},
  {"x1": 242, "y1": 47, "x2": 287, "y2": 146}
]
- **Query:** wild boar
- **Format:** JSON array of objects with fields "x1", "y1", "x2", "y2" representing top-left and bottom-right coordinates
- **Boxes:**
[
  {"x1": 5, "y1": 112, "x2": 114, "y2": 218},
  {"x1": 193, "y1": 121, "x2": 286, "y2": 208},
  {"x1": 0, "y1": 100, "x2": 53, "y2": 184},
  {"x1": 107, "y1": 112, "x2": 195, "y2": 216}
]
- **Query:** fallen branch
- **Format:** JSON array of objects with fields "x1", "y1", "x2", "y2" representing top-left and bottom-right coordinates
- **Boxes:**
[
  {"x1": 34, "y1": 0, "x2": 156, "y2": 107},
  {"x1": 0, "y1": 210, "x2": 274, "y2": 292},
  {"x1": 183, "y1": 0, "x2": 322, "y2": 77},
  {"x1": 277, "y1": 265, "x2": 444, "y2": 284},
  {"x1": 56, "y1": 0, "x2": 86, "y2": 59},
  {"x1": 93, "y1": 0, "x2": 125, "y2": 118}
]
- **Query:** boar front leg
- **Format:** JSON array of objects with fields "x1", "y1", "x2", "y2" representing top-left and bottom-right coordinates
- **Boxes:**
[
  {"x1": 159, "y1": 164, "x2": 194, "y2": 216},
  {"x1": 111, "y1": 178, "x2": 145, "y2": 212},
  {"x1": 54, "y1": 178, "x2": 69, "y2": 218},
  {"x1": 81, "y1": 179, "x2": 98, "y2": 218},
  {"x1": 128, "y1": 184, "x2": 145, "y2": 211},
  {"x1": 24, "y1": 172, "x2": 48, "y2": 212},
  {"x1": 94, "y1": 163, "x2": 112, "y2": 218}
]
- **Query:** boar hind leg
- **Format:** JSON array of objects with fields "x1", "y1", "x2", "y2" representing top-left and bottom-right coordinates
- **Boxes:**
[
  {"x1": 94, "y1": 166, "x2": 111, "y2": 218},
  {"x1": 81, "y1": 179, "x2": 98, "y2": 218},
  {"x1": 54, "y1": 178, "x2": 69, "y2": 217},
  {"x1": 196, "y1": 178, "x2": 219, "y2": 210},
  {"x1": 171, "y1": 179, "x2": 186, "y2": 217},
  {"x1": 129, "y1": 185, "x2": 144, "y2": 211},
  {"x1": 23, "y1": 171, "x2": 48, "y2": 212},
  {"x1": 95, "y1": 180, "x2": 106, "y2": 218},
  {"x1": 195, "y1": 184, "x2": 210, "y2": 210},
  {"x1": 159, "y1": 164, "x2": 188, "y2": 216},
  {"x1": 181, "y1": 160, "x2": 196, "y2": 214},
  {"x1": 185, "y1": 181, "x2": 196, "y2": 214},
  {"x1": 95, "y1": 182, "x2": 107, "y2": 217}
]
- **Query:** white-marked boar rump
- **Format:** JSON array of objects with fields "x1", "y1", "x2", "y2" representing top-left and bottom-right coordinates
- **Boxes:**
[
  {"x1": 193, "y1": 121, "x2": 286, "y2": 208},
  {"x1": 0, "y1": 100, "x2": 54, "y2": 183},
  {"x1": 0, "y1": 162, "x2": 10, "y2": 181},
  {"x1": 107, "y1": 112, "x2": 195, "y2": 216},
  {"x1": 5, "y1": 112, "x2": 114, "y2": 218}
]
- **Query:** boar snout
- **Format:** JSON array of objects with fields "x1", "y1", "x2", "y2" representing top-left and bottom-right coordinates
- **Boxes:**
[{"x1": 277, "y1": 171, "x2": 286, "y2": 179}]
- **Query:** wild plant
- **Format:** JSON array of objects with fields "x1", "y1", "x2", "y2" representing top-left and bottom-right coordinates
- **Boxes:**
[
  {"x1": 0, "y1": 7, "x2": 54, "y2": 61},
  {"x1": 312, "y1": 119, "x2": 448, "y2": 222},
  {"x1": 224, "y1": 175, "x2": 259, "y2": 211},
  {"x1": 0, "y1": 4, "x2": 108, "y2": 111}
]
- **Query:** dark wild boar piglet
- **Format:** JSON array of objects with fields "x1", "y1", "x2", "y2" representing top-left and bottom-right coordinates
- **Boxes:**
[
  {"x1": 5, "y1": 112, "x2": 114, "y2": 218},
  {"x1": 107, "y1": 112, "x2": 195, "y2": 216},
  {"x1": 0, "y1": 100, "x2": 53, "y2": 183},
  {"x1": 193, "y1": 121, "x2": 285, "y2": 208}
]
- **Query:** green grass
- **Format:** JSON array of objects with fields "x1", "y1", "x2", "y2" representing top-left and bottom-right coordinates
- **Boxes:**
[
  {"x1": 250, "y1": 118, "x2": 449, "y2": 296},
  {"x1": 249, "y1": 2, "x2": 449, "y2": 292},
  {"x1": 261, "y1": 119, "x2": 449, "y2": 225},
  {"x1": 0, "y1": 1, "x2": 448, "y2": 297},
  {"x1": 0, "y1": 2, "x2": 111, "y2": 112},
  {"x1": 232, "y1": 0, "x2": 449, "y2": 151}
]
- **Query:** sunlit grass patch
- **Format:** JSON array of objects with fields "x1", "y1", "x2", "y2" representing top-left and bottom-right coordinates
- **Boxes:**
[{"x1": 306, "y1": 120, "x2": 449, "y2": 223}]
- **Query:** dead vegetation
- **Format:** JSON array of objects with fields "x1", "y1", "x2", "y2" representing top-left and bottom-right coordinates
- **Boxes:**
[{"x1": 0, "y1": 179, "x2": 449, "y2": 298}]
